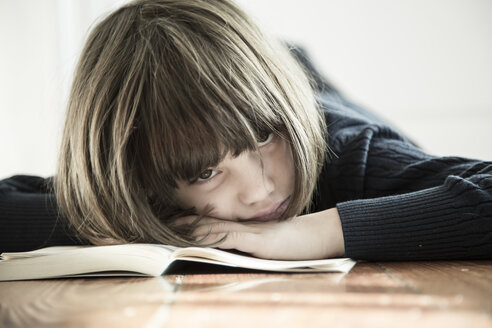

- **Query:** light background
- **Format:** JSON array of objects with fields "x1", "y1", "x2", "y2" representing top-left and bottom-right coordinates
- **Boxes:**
[{"x1": 1, "y1": 0, "x2": 491, "y2": 180}]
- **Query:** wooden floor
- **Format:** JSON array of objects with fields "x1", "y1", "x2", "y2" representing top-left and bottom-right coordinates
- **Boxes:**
[{"x1": 1, "y1": 261, "x2": 491, "y2": 327}]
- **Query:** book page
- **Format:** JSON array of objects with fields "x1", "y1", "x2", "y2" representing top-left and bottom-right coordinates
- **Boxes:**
[
  {"x1": 1, "y1": 246, "x2": 89, "y2": 260},
  {"x1": 1, "y1": 244, "x2": 178, "y2": 260},
  {"x1": 171, "y1": 247, "x2": 356, "y2": 273},
  {"x1": 0, "y1": 244, "x2": 176, "y2": 281}
]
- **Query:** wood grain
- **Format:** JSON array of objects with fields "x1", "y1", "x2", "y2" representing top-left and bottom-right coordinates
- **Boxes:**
[
  {"x1": 0, "y1": 276, "x2": 183, "y2": 327},
  {"x1": 168, "y1": 262, "x2": 491, "y2": 328},
  {"x1": 0, "y1": 262, "x2": 490, "y2": 328}
]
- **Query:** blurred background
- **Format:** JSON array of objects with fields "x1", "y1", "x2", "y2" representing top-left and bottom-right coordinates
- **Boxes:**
[{"x1": 1, "y1": 0, "x2": 491, "y2": 180}]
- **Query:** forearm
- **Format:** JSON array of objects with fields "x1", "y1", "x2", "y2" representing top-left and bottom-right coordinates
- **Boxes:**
[
  {"x1": 337, "y1": 183, "x2": 492, "y2": 261},
  {"x1": 308, "y1": 208, "x2": 345, "y2": 258},
  {"x1": 0, "y1": 176, "x2": 85, "y2": 252}
]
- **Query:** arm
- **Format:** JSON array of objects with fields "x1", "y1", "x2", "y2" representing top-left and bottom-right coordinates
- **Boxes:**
[
  {"x1": 316, "y1": 97, "x2": 492, "y2": 261},
  {"x1": 185, "y1": 208, "x2": 344, "y2": 261},
  {"x1": 0, "y1": 175, "x2": 85, "y2": 252},
  {"x1": 335, "y1": 139, "x2": 492, "y2": 260}
]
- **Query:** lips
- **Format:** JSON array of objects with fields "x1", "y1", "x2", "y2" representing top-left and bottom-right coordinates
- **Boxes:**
[{"x1": 246, "y1": 196, "x2": 291, "y2": 222}]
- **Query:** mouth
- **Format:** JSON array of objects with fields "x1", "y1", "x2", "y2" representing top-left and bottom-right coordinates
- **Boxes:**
[{"x1": 245, "y1": 196, "x2": 291, "y2": 222}]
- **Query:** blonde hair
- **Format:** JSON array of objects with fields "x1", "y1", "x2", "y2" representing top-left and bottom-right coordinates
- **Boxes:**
[{"x1": 55, "y1": 0, "x2": 327, "y2": 246}]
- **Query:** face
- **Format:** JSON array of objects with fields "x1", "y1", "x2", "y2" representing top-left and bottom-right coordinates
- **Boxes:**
[{"x1": 175, "y1": 133, "x2": 295, "y2": 222}]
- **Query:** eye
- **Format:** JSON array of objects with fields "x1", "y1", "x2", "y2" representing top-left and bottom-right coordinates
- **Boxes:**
[
  {"x1": 257, "y1": 132, "x2": 274, "y2": 147},
  {"x1": 196, "y1": 169, "x2": 218, "y2": 182}
]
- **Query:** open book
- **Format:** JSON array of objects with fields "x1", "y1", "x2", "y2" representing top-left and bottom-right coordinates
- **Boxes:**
[{"x1": 0, "y1": 244, "x2": 356, "y2": 281}]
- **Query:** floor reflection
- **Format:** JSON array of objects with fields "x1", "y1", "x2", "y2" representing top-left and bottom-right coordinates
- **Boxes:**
[
  {"x1": 0, "y1": 276, "x2": 179, "y2": 327},
  {"x1": 179, "y1": 272, "x2": 348, "y2": 293},
  {"x1": 3, "y1": 261, "x2": 487, "y2": 328}
]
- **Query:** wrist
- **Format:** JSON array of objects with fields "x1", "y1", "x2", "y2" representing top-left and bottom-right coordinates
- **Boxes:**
[{"x1": 318, "y1": 207, "x2": 345, "y2": 258}]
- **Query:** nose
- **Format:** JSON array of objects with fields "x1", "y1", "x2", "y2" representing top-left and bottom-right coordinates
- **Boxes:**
[{"x1": 236, "y1": 152, "x2": 274, "y2": 205}]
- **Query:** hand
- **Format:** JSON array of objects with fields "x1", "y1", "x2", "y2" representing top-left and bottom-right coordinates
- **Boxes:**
[{"x1": 173, "y1": 208, "x2": 345, "y2": 260}]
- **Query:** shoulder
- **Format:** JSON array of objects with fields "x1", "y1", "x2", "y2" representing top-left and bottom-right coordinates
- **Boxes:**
[
  {"x1": 317, "y1": 92, "x2": 418, "y2": 154},
  {"x1": 0, "y1": 175, "x2": 53, "y2": 194}
]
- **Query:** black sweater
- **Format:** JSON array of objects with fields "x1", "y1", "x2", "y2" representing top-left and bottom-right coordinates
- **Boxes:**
[
  {"x1": 1, "y1": 92, "x2": 491, "y2": 260},
  {"x1": 313, "y1": 93, "x2": 491, "y2": 260}
]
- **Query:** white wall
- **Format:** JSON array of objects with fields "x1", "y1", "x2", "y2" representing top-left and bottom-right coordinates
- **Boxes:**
[
  {"x1": 0, "y1": 0, "x2": 127, "y2": 180},
  {"x1": 236, "y1": 0, "x2": 492, "y2": 159},
  {"x1": 1, "y1": 0, "x2": 491, "y2": 180}
]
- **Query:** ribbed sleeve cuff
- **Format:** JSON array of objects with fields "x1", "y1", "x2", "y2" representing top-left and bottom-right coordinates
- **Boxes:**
[{"x1": 337, "y1": 186, "x2": 490, "y2": 260}]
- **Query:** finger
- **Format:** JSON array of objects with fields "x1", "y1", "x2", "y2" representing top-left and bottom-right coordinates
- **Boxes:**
[
  {"x1": 195, "y1": 231, "x2": 263, "y2": 255},
  {"x1": 168, "y1": 216, "x2": 196, "y2": 227},
  {"x1": 194, "y1": 232, "x2": 228, "y2": 246},
  {"x1": 169, "y1": 215, "x2": 223, "y2": 227},
  {"x1": 191, "y1": 220, "x2": 258, "y2": 237}
]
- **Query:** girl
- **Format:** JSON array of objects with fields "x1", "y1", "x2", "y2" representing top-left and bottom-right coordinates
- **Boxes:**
[{"x1": 1, "y1": 0, "x2": 491, "y2": 261}]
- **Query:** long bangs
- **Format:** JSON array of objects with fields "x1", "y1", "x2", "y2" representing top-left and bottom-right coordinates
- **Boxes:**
[{"x1": 141, "y1": 69, "x2": 285, "y2": 186}]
